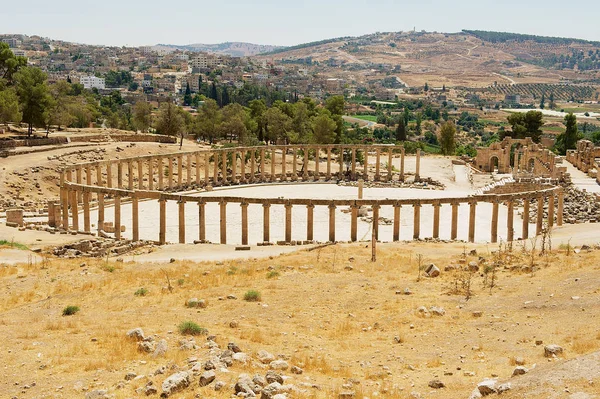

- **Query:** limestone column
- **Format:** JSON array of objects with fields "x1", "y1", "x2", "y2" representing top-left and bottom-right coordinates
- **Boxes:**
[
  {"x1": 158, "y1": 157, "x2": 164, "y2": 190},
  {"x1": 175, "y1": 199, "x2": 184, "y2": 244},
  {"x1": 375, "y1": 148, "x2": 381, "y2": 181},
  {"x1": 132, "y1": 195, "x2": 139, "y2": 242},
  {"x1": 433, "y1": 202, "x2": 441, "y2": 239},
  {"x1": 83, "y1": 191, "x2": 91, "y2": 233},
  {"x1": 106, "y1": 162, "x2": 113, "y2": 188},
  {"x1": 536, "y1": 196, "x2": 544, "y2": 236},
  {"x1": 363, "y1": 149, "x2": 369, "y2": 181},
  {"x1": 522, "y1": 198, "x2": 530, "y2": 239},
  {"x1": 372, "y1": 204, "x2": 380, "y2": 241},
  {"x1": 177, "y1": 155, "x2": 182, "y2": 187},
  {"x1": 250, "y1": 150, "x2": 256, "y2": 183},
  {"x1": 314, "y1": 147, "x2": 320, "y2": 181},
  {"x1": 281, "y1": 148, "x2": 287, "y2": 182},
  {"x1": 338, "y1": 147, "x2": 345, "y2": 180},
  {"x1": 241, "y1": 202, "x2": 249, "y2": 245},
  {"x1": 70, "y1": 188, "x2": 79, "y2": 232},
  {"x1": 393, "y1": 204, "x2": 401, "y2": 242},
  {"x1": 114, "y1": 195, "x2": 121, "y2": 240},
  {"x1": 213, "y1": 152, "x2": 219, "y2": 185},
  {"x1": 507, "y1": 200, "x2": 514, "y2": 242},
  {"x1": 263, "y1": 202, "x2": 271, "y2": 242},
  {"x1": 240, "y1": 151, "x2": 246, "y2": 184},
  {"x1": 303, "y1": 148, "x2": 309, "y2": 181},
  {"x1": 196, "y1": 153, "x2": 201, "y2": 185},
  {"x1": 451, "y1": 202, "x2": 459, "y2": 240},
  {"x1": 413, "y1": 203, "x2": 421, "y2": 240},
  {"x1": 117, "y1": 162, "x2": 123, "y2": 188},
  {"x1": 86, "y1": 166, "x2": 92, "y2": 187},
  {"x1": 222, "y1": 151, "x2": 228, "y2": 184},
  {"x1": 358, "y1": 179, "x2": 364, "y2": 199},
  {"x1": 270, "y1": 148, "x2": 276, "y2": 182},
  {"x1": 548, "y1": 194, "x2": 555, "y2": 228},
  {"x1": 231, "y1": 151, "x2": 237, "y2": 184},
  {"x1": 326, "y1": 147, "x2": 332, "y2": 180},
  {"x1": 351, "y1": 204, "x2": 358, "y2": 242},
  {"x1": 468, "y1": 200, "x2": 476, "y2": 243},
  {"x1": 291, "y1": 148, "x2": 297, "y2": 181},
  {"x1": 137, "y1": 159, "x2": 144, "y2": 189},
  {"x1": 328, "y1": 203, "x2": 336, "y2": 242},
  {"x1": 260, "y1": 149, "x2": 266, "y2": 182},
  {"x1": 285, "y1": 202, "x2": 292, "y2": 243},
  {"x1": 128, "y1": 161, "x2": 134, "y2": 190},
  {"x1": 400, "y1": 147, "x2": 405, "y2": 181},
  {"x1": 61, "y1": 186, "x2": 69, "y2": 230},
  {"x1": 203, "y1": 153, "x2": 209, "y2": 186},
  {"x1": 351, "y1": 149, "x2": 356, "y2": 180},
  {"x1": 186, "y1": 154, "x2": 192, "y2": 186},
  {"x1": 557, "y1": 190, "x2": 564, "y2": 226},
  {"x1": 95, "y1": 165, "x2": 102, "y2": 188},
  {"x1": 148, "y1": 158, "x2": 154, "y2": 190},
  {"x1": 97, "y1": 192, "x2": 104, "y2": 233},
  {"x1": 387, "y1": 150, "x2": 393, "y2": 182},
  {"x1": 415, "y1": 149, "x2": 421, "y2": 181},
  {"x1": 76, "y1": 167, "x2": 83, "y2": 203},
  {"x1": 491, "y1": 200, "x2": 499, "y2": 243},
  {"x1": 168, "y1": 157, "x2": 174, "y2": 189},
  {"x1": 219, "y1": 200, "x2": 227, "y2": 244},
  {"x1": 198, "y1": 200, "x2": 206, "y2": 242},
  {"x1": 307, "y1": 203, "x2": 314, "y2": 241},
  {"x1": 159, "y1": 199, "x2": 166, "y2": 245}
]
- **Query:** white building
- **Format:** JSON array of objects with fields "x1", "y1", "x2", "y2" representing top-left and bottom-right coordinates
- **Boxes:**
[
  {"x1": 80, "y1": 76, "x2": 106, "y2": 90},
  {"x1": 139, "y1": 46, "x2": 154, "y2": 55}
]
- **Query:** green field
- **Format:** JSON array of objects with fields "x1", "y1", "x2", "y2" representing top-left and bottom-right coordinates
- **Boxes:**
[{"x1": 353, "y1": 115, "x2": 378, "y2": 122}]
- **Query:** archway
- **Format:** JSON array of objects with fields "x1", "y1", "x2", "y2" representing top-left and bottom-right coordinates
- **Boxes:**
[
  {"x1": 528, "y1": 158, "x2": 535, "y2": 172},
  {"x1": 489, "y1": 156, "x2": 499, "y2": 172}
]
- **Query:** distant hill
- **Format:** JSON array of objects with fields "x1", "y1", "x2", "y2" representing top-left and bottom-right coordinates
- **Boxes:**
[{"x1": 154, "y1": 42, "x2": 284, "y2": 57}]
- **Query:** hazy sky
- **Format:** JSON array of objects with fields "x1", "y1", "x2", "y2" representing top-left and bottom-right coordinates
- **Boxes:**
[{"x1": 5, "y1": 0, "x2": 599, "y2": 46}]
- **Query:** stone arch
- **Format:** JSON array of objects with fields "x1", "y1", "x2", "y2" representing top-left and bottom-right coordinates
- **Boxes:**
[
  {"x1": 489, "y1": 156, "x2": 500, "y2": 172},
  {"x1": 528, "y1": 158, "x2": 535, "y2": 172}
]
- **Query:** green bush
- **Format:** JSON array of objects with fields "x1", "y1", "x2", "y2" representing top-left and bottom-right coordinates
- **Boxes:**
[
  {"x1": 134, "y1": 288, "x2": 148, "y2": 297},
  {"x1": 244, "y1": 290, "x2": 262, "y2": 302},
  {"x1": 266, "y1": 271, "x2": 280, "y2": 279},
  {"x1": 178, "y1": 321, "x2": 208, "y2": 336},
  {"x1": 62, "y1": 305, "x2": 80, "y2": 316}
]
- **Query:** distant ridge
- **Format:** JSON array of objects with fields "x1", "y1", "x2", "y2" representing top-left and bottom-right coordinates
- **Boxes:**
[
  {"x1": 462, "y1": 30, "x2": 600, "y2": 47},
  {"x1": 153, "y1": 42, "x2": 284, "y2": 57}
]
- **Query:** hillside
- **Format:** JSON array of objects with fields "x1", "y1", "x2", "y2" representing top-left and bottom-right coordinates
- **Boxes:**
[{"x1": 154, "y1": 42, "x2": 284, "y2": 57}]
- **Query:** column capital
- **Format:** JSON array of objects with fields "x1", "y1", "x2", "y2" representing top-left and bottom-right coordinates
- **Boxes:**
[
  {"x1": 328, "y1": 202, "x2": 337, "y2": 209},
  {"x1": 219, "y1": 199, "x2": 227, "y2": 206},
  {"x1": 371, "y1": 203, "x2": 382, "y2": 210},
  {"x1": 263, "y1": 202, "x2": 271, "y2": 208},
  {"x1": 433, "y1": 200, "x2": 442, "y2": 207},
  {"x1": 393, "y1": 202, "x2": 402, "y2": 209},
  {"x1": 285, "y1": 201, "x2": 293, "y2": 209},
  {"x1": 306, "y1": 202, "x2": 315, "y2": 209},
  {"x1": 240, "y1": 201, "x2": 249, "y2": 207}
]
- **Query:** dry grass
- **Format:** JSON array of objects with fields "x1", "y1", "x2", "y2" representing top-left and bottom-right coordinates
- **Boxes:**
[{"x1": 1, "y1": 243, "x2": 600, "y2": 398}]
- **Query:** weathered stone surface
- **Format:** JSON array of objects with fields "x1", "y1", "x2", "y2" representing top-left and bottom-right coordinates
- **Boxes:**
[
  {"x1": 544, "y1": 344, "x2": 564, "y2": 357},
  {"x1": 258, "y1": 350, "x2": 275, "y2": 364},
  {"x1": 512, "y1": 366, "x2": 528, "y2": 376},
  {"x1": 477, "y1": 379, "x2": 497, "y2": 396},
  {"x1": 126, "y1": 328, "x2": 145, "y2": 341},
  {"x1": 161, "y1": 371, "x2": 190, "y2": 397},
  {"x1": 428, "y1": 379, "x2": 445, "y2": 389},
  {"x1": 425, "y1": 264, "x2": 440, "y2": 277},
  {"x1": 269, "y1": 360, "x2": 289, "y2": 371},
  {"x1": 199, "y1": 370, "x2": 216, "y2": 387}
]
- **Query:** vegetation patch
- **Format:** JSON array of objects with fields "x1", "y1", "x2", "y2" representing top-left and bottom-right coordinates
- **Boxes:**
[
  {"x1": 244, "y1": 290, "x2": 262, "y2": 302},
  {"x1": 62, "y1": 305, "x2": 80, "y2": 316},
  {"x1": 178, "y1": 321, "x2": 208, "y2": 336}
]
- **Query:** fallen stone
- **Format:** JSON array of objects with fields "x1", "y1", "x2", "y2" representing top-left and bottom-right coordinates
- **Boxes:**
[
  {"x1": 199, "y1": 370, "x2": 216, "y2": 387},
  {"x1": 161, "y1": 371, "x2": 190, "y2": 397}
]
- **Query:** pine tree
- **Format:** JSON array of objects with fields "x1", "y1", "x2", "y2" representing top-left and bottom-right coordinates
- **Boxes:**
[
  {"x1": 395, "y1": 118, "x2": 407, "y2": 141},
  {"x1": 210, "y1": 82, "x2": 218, "y2": 102},
  {"x1": 540, "y1": 93, "x2": 545, "y2": 110},
  {"x1": 440, "y1": 121, "x2": 456, "y2": 155},
  {"x1": 424, "y1": 82, "x2": 429, "y2": 92}
]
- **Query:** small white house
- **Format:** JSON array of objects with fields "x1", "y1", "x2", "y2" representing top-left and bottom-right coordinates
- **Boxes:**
[{"x1": 80, "y1": 76, "x2": 106, "y2": 90}]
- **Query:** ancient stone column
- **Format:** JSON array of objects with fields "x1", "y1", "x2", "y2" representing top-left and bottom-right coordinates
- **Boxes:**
[
  {"x1": 303, "y1": 148, "x2": 309, "y2": 181},
  {"x1": 413, "y1": 203, "x2": 421, "y2": 240},
  {"x1": 231, "y1": 151, "x2": 237, "y2": 184},
  {"x1": 168, "y1": 157, "x2": 174, "y2": 189},
  {"x1": 76, "y1": 167, "x2": 83, "y2": 203},
  {"x1": 536, "y1": 196, "x2": 544, "y2": 236},
  {"x1": 338, "y1": 147, "x2": 344, "y2": 180},
  {"x1": 177, "y1": 155, "x2": 183, "y2": 187},
  {"x1": 222, "y1": 151, "x2": 228, "y2": 184},
  {"x1": 213, "y1": 152, "x2": 219, "y2": 185},
  {"x1": 351, "y1": 149, "x2": 356, "y2": 180},
  {"x1": 263, "y1": 202, "x2": 270, "y2": 243},
  {"x1": 491, "y1": 200, "x2": 499, "y2": 243},
  {"x1": 433, "y1": 202, "x2": 441, "y2": 239},
  {"x1": 86, "y1": 166, "x2": 92, "y2": 186},
  {"x1": 250, "y1": 150, "x2": 256, "y2": 183},
  {"x1": 148, "y1": 158, "x2": 154, "y2": 191},
  {"x1": 415, "y1": 149, "x2": 421, "y2": 181},
  {"x1": 219, "y1": 200, "x2": 227, "y2": 244},
  {"x1": 83, "y1": 191, "x2": 91, "y2": 233},
  {"x1": 241, "y1": 202, "x2": 249, "y2": 245},
  {"x1": 372, "y1": 204, "x2": 380, "y2": 241},
  {"x1": 358, "y1": 179, "x2": 364, "y2": 199},
  {"x1": 240, "y1": 151, "x2": 246, "y2": 184},
  {"x1": 186, "y1": 154, "x2": 192, "y2": 186},
  {"x1": 558, "y1": 190, "x2": 564, "y2": 227},
  {"x1": 328, "y1": 203, "x2": 336, "y2": 242},
  {"x1": 178, "y1": 199, "x2": 186, "y2": 244},
  {"x1": 114, "y1": 195, "x2": 121, "y2": 240},
  {"x1": 128, "y1": 161, "x2": 134, "y2": 190},
  {"x1": 159, "y1": 199, "x2": 166, "y2": 245},
  {"x1": 393, "y1": 204, "x2": 401, "y2": 241},
  {"x1": 548, "y1": 194, "x2": 555, "y2": 228},
  {"x1": 314, "y1": 147, "x2": 320, "y2": 181},
  {"x1": 326, "y1": 147, "x2": 332, "y2": 180},
  {"x1": 363, "y1": 149, "x2": 369, "y2": 181},
  {"x1": 468, "y1": 200, "x2": 477, "y2": 243},
  {"x1": 117, "y1": 162, "x2": 123, "y2": 189},
  {"x1": 306, "y1": 203, "x2": 314, "y2": 241},
  {"x1": 137, "y1": 159, "x2": 144, "y2": 189},
  {"x1": 291, "y1": 148, "x2": 297, "y2": 181},
  {"x1": 196, "y1": 153, "x2": 201, "y2": 185},
  {"x1": 281, "y1": 148, "x2": 287, "y2": 182},
  {"x1": 451, "y1": 202, "x2": 459, "y2": 240},
  {"x1": 157, "y1": 157, "x2": 164, "y2": 190},
  {"x1": 70, "y1": 188, "x2": 79, "y2": 232},
  {"x1": 400, "y1": 147, "x2": 405, "y2": 181},
  {"x1": 285, "y1": 202, "x2": 292, "y2": 243},
  {"x1": 351, "y1": 204, "x2": 358, "y2": 242},
  {"x1": 132, "y1": 195, "x2": 139, "y2": 242},
  {"x1": 202, "y1": 153, "x2": 209, "y2": 186},
  {"x1": 270, "y1": 148, "x2": 276, "y2": 182},
  {"x1": 507, "y1": 200, "x2": 514, "y2": 242},
  {"x1": 260, "y1": 149, "x2": 266, "y2": 182},
  {"x1": 388, "y1": 150, "x2": 393, "y2": 182},
  {"x1": 522, "y1": 198, "x2": 530, "y2": 239},
  {"x1": 375, "y1": 148, "x2": 381, "y2": 181},
  {"x1": 97, "y1": 193, "x2": 104, "y2": 233},
  {"x1": 95, "y1": 165, "x2": 102, "y2": 188},
  {"x1": 198, "y1": 201, "x2": 206, "y2": 242},
  {"x1": 107, "y1": 162, "x2": 113, "y2": 188}
]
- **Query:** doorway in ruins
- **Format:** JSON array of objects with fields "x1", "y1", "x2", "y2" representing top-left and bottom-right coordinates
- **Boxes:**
[
  {"x1": 489, "y1": 156, "x2": 499, "y2": 172},
  {"x1": 510, "y1": 143, "x2": 522, "y2": 171}
]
